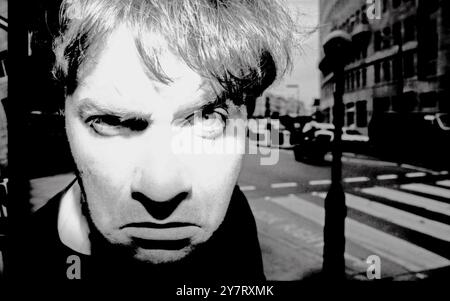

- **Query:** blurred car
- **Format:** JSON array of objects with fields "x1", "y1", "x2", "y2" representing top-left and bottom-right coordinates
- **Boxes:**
[
  {"x1": 368, "y1": 112, "x2": 450, "y2": 169},
  {"x1": 293, "y1": 121, "x2": 334, "y2": 161},
  {"x1": 342, "y1": 127, "x2": 369, "y2": 153}
]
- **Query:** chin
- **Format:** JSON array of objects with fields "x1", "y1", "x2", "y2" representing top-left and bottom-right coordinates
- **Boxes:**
[{"x1": 133, "y1": 246, "x2": 194, "y2": 264}]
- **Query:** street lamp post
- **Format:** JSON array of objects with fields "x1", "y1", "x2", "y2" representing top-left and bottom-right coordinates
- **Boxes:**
[{"x1": 319, "y1": 30, "x2": 352, "y2": 279}]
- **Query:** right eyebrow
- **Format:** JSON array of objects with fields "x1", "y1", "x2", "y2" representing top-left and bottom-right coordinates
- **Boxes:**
[{"x1": 77, "y1": 98, "x2": 153, "y2": 121}]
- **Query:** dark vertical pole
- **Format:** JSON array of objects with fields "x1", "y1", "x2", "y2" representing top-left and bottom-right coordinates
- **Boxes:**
[
  {"x1": 322, "y1": 63, "x2": 347, "y2": 280},
  {"x1": 397, "y1": 40, "x2": 404, "y2": 102},
  {"x1": 4, "y1": 1, "x2": 33, "y2": 276}
]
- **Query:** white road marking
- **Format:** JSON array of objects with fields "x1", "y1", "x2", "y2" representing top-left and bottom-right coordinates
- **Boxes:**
[
  {"x1": 401, "y1": 183, "x2": 450, "y2": 199},
  {"x1": 377, "y1": 174, "x2": 399, "y2": 180},
  {"x1": 400, "y1": 164, "x2": 440, "y2": 175},
  {"x1": 437, "y1": 180, "x2": 450, "y2": 188},
  {"x1": 309, "y1": 179, "x2": 332, "y2": 186},
  {"x1": 269, "y1": 194, "x2": 450, "y2": 272},
  {"x1": 340, "y1": 156, "x2": 399, "y2": 167},
  {"x1": 405, "y1": 172, "x2": 427, "y2": 178},
  {"x1": 361, "y1": 187, "x2": 450, "y2": 217},
  {"x1": 240, "y1": 185, "x2": 256, "y2": 191},
  {"x1": 440, "y1": 171, "x2": 449, "y2": 175},
  {"x1": 314, "y1": 192, "x2": 450, "y2": 242},
  {"x1": 271, "y1": 182, "x2": 298, "y2": 189},
  {"x1": 343, "y1": 177, "x2": 370, "y2": 183},
  {"x1": 349, "y1": 193, "x2": 450, "y2": 241}
]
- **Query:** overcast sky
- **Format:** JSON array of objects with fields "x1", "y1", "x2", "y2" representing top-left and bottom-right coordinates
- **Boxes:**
[{"x1": 268, "y1": 0, "x2": 320, "y2": 107}]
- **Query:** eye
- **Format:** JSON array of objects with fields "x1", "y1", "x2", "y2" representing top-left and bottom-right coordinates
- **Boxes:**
[
  {"x1": 187, "y1": 107, "x2": 229, "y2": 140},
  {"x1": 86, "y1": 115, "x2": 149, "y2": 137}
]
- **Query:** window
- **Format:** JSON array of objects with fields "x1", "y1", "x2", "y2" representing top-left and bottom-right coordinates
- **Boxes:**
[
  {"x1": 374, "y1": 62, "x2": 381, "y2": 83},
  {"x1": 361, "y1": 45, "x2": 368, "y2": 58},
  {"x1": 403, "y1": 16, "x2": 416, "y2": 42},
  {"x1": 393, "y1": 22, "x2": 402, "y2": 45},
  {"x1": 393, "y1": 56, "x2": 402, "y2": 80},
  {"x1": 403, "y1": 51, "x2": 415, "y2": 78},
  {"x1": 356, "y1": 100, "x2": 368, "y2": 127},
  {"x1": 382, "y1": 27, "x2": 392, "y2": 49},
  {"x1": 383, "y1": 60, "x2": 391, "y2": 82},
  {"x1": 346, "y1": 103, "x2": 355, "y2": 126},
  {"x1": 356, "y1": 69, "x2": 361, "y2": 88},
  {"x1": 374, "y1": 31, "x2": 382, "y2": 51},
  {"x1": 345, "y1": 74, "x2": 350, "y2": 91},
  {"x1": 362, "y1": 67, "x2": 367, "y2": 87},
  {"x1": 351, "y1": 71, "x2": 355, "y2": 90},
  {"x1": 418, "y1": 18, "x2": 438, "y2": 77}
]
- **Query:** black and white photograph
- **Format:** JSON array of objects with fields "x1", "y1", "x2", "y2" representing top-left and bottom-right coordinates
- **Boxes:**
[{"x1": 1, "y1": 0, "x2": 450, "y2": 292}]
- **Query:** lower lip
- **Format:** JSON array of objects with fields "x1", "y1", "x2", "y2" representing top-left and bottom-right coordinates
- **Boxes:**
[{"x1": 123, "y1": 226, "x2": 199, "y2": 241}]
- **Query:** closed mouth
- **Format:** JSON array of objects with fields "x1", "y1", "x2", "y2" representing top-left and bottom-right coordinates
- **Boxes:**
[
  {"x1": 120, "y1": 223, "x2": 200, "y2": 244},
  {"x1": 120, "y1": 222, "x2": 196, "y2": 229}
]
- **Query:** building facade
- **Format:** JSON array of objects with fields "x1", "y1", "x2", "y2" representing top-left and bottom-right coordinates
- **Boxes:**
[
  {"x1": 319, "y1": 0, "x2": 450, "y2": 134},
  {"x1": 253, "y1": 92, "x2": 307, "y2": 118},
  {"x1": 0, "y1": 0, "x2": 7, "y2": 173}
]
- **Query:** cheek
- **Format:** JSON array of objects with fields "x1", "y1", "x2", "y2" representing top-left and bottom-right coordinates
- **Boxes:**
[
  {"x1": 65, "y1": 115, "x2": 134, "y2": 211},
  {"x1": 186, "y1": 152, "x2": 243, "y2": 228}
]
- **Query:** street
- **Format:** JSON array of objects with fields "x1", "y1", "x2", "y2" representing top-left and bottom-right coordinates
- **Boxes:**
[{"x1": 238, "y1": 145, "x2": 450, "y2": 280}]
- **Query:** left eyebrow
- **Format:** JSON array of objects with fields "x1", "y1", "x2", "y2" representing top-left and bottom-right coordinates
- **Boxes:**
[
  {"x1": 172, "y1": 98, "x2": 220, "y2": 120},
  {"x1": 172, "y1": 83, "x2": 227, "y2": 120}
]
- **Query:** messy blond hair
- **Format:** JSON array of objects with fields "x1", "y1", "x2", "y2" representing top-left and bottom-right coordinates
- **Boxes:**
[{"x1": 53, "y1": 0, "x2": 296, "y2": 103}]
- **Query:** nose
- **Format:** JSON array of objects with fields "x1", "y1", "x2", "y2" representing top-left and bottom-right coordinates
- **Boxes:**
[{"x1": 131, "y1": 128, "x2": 192, "y2": 220}]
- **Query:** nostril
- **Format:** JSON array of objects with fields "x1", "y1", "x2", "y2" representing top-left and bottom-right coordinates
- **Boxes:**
[{"x1": 131, "y1": 191, "x2": 189, "y2": 220}]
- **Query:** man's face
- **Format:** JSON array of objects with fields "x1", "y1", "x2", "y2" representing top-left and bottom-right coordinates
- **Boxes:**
[{"x1": 64, "y1": 25, "x2": 247, "y2": 263}]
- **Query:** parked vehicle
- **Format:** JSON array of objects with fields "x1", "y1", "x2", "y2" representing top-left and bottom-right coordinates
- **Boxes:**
[
  {"x1": 293, "y1": 121, "x2": 334, "y2": 161},
  {"x1": 342, "y1": 127, "x2": 369, "y2": 153},
  {"x1": 368, "y1": 112, "x2": 450, "y2": 169}
]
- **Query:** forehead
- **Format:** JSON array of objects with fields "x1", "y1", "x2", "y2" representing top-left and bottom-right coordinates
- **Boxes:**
[{"x1": 74, "y1": 25, "x2": 211, "y2": 110}]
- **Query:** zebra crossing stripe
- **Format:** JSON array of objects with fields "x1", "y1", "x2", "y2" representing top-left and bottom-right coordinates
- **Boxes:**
[
  {"x1": 436, "y1": 180, "x2": 450, "y2": 188},
  {"x1": 313, "y1": 192, "x2": 450, "y2": 242},
  {"x1": 309, "y1": 180, "x2": 332, "y2": 186},
  {"x1": 269, "y1": 194, "x2": 450, "y2": 272},
  {"x1": 361, "y1": 187, "x2": 450, "y2": 217},
  {"x1": 343, "y1": 177, "x2": 370, "y2": 183},
  {"x1": 271, "y1": 182, "x2": 298, "y2": 189},
  {"x1": 400, "y1": 183, "x2": 450, "y2": 199},
  {"x1": 377, "y1": 174, "x2": 398, "y2": 180},
  {"x1": 406, "y1": 172, "x2": 427, "y2": 178}
]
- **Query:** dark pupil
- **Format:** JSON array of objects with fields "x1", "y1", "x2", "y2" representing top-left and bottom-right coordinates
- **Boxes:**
[{"x1": 99, "y1": 116, "x2": 148, "y2": 131}]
